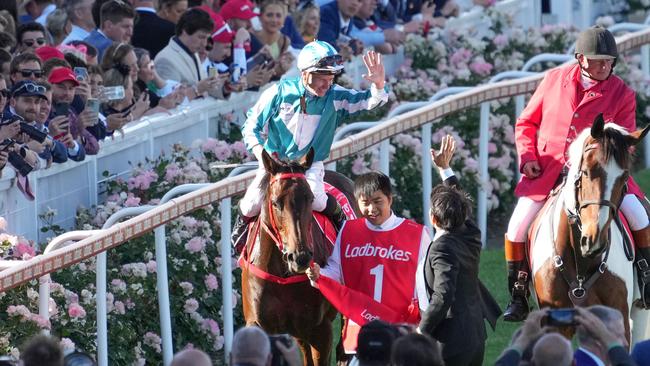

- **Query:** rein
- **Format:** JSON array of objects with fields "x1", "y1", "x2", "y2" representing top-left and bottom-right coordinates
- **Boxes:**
[{"x1": 239, "y1": 172, "x2": 311, "y2": 285}]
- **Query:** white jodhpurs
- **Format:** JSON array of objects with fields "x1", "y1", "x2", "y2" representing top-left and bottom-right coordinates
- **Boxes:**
[
  {"x1": 506, "y1": 197, "x2": 546, "y2": 243},
  {"x1": 238, "y1": 161, "x2": 327, "y2": 217},
  {"x1": 506, "y1": 194, "x2": 649, "y2": 243},
  {"x1": 620, "y1": 194, "x2": 649, "y2": 231}
]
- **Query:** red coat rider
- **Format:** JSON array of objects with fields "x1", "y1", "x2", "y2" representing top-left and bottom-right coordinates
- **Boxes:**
[{"x1": 503, "y1": 26, "x2": 650, "y2": 321}]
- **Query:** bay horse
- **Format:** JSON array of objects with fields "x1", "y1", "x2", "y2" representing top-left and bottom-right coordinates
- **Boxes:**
[
  {"x1": 240, "y1": 148, "x2": 358, "y2": 366},
  {"x1": 529, "y1": 114, "x2": 649, "y2": 343}
]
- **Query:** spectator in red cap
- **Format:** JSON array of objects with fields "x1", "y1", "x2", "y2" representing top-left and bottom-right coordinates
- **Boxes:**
[
  {"x1": 48, "y1": 67, "x2": 100, "y2": 155},
  {"x1": 221, "y1": 0, "x2": 258, "y2": 31},
  {"x1": 10, "y1": 53, "x2": 43, "y2": 85},
  {"x1": 35, "y1": 45, "x2": 64, "y2": 62},
  {"x1": 200, "y1": 6, "x2": 247, "y2": 94},
  {"x1": 155, "y1": 8, "x2": 226, "y2": 99}
]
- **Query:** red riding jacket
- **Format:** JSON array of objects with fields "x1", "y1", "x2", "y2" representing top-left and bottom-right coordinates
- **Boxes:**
[{"x1": 515, "y1": 63, "x2": 642, "y2": 201}]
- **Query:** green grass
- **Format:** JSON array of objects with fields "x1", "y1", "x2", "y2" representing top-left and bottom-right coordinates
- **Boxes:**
[
  {"x1": 479, "y1": 248, "x2": 519, "y2": 365},
  {"x1": 633, "y1": 169, "x2": 650, "y2": 193}
]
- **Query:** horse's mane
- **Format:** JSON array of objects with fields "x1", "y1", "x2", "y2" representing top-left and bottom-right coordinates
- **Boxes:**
[
  {"x1": 258, "y1": 160, "x2": 309, "y2": 201},
  {"x1": 567, "y1": 123, "x2": 632, "y2": 171}
]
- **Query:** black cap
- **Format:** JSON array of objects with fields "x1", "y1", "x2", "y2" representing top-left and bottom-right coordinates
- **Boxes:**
[
  {"x1": 356, "y1": 320, "x2": 399, "y2": 363},
  {"x1": 11, "y1": 80, "x2": 47, "y2": 100},
  {"x1": 574, "y1": 25, "x2": 618, "y2": 60}
]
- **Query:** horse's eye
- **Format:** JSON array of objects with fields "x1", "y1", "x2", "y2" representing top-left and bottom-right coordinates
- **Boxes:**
[{"x1": 272, "y1": 200, "x2": 283, "y2": 210}]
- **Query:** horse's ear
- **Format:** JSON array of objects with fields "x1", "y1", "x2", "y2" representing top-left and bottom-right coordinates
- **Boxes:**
[
  {"x1": 300, "y1": 148, "x2": 314, "y2": 170},
  {"x1": 628, "y1": 124, "x2": 650, "y2": 146},
  {"x1": 261, "y1": 149, "x2": 278, "y2": 175},
  {"x1": 591, "y1": 113, "x2": 605, "y2": 139}
]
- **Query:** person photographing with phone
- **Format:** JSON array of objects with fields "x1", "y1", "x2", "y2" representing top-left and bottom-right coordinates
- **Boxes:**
[
  {"x1": 48, "y1": 67, "x2": 100, "y2": 155},
  {"x1": 155, "y1": 8, "x2": 228, "y2": 100}
]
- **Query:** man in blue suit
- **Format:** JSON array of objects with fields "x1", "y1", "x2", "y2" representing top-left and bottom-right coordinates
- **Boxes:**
[
  {"x1": 574, "y1": 306, "x2": 633, "y2": 366},
  {"x1": 84, "y1": 0, "x2": 136, "y2": 61},
  {"x1": 317, "y1": 0, "x2": 363, "y2": 54}
]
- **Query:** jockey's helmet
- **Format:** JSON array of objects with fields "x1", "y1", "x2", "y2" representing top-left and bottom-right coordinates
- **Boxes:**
[
  {"x1": 297, "y1": 40, "x2": 344, "y2": 75},
  {"x1": 574, "y1": 25, "x2": 618, "y2": 62}
]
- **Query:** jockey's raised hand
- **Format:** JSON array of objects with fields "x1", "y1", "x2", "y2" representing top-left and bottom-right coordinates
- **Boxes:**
[
  {"x1": 362, "y1": 51, "x2": 385, "y2": 90},
  {"x1": 431, "y1": 134, "x2": 456, "y2": 169}
]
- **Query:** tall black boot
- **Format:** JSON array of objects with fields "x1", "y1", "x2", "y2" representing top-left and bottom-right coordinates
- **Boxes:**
[
  {"x1": 231, "y1": 209, "x2": 256, "y2": 255},
  {"x1": 503, "y1": 236, "x2": 530, "y2": 322},
  {"x1": 633, "y1": 225, "x2": 650, "y2": 309},
  {"x1": 321, "y1": 195, "x2": 347, "y2": 232}
]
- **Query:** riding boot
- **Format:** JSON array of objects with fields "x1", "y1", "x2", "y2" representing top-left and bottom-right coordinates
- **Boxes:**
[
  {"x1": 503, "y1": 236, "x2": 530, "y2": 322},
  {"x1": 231, "y1": 209, "x2": 256, "y2": 255},
  {"x1": 322, "y1": 195, "x2": 347, "y2": 232},
  {"x1": 633, "y1": 225, "x2": 650, "y2": 309}
]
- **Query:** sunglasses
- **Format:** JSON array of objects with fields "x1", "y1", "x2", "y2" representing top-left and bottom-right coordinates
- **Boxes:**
[
  {"x1": 0, "y1": 89, "x2": 8, "y2": 98},
  {"x1": 19, "y1": 69, "x2": 43, "y2": 78},
  {"x1": 13, "y1": 82, "x2": 46, "y2": 96},
  {"x1": 314, "y1": 54, "x2": 343, "y2": 68},
  {"x1": 22, "y1": 38, "x2": 46, "y2": 47}
]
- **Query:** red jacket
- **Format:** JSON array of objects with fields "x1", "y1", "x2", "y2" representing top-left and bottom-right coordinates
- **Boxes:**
[{"x1": 515, "y1": 64, "x2": 642, "y2": 201}]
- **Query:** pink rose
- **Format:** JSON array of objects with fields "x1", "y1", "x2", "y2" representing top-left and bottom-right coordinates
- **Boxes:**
[
  {"x1": 184, "y1": 299, "x2": 199, "y2": 314},
  {"x1": 204, "y1": 274, "x2": 219, "y2": 291},
  {"x1": 68, "y1": 303, "x2": 86, "y2": 319},
  {"x1": 185, "y1": 237, "x2": 206, "y2": 253}
]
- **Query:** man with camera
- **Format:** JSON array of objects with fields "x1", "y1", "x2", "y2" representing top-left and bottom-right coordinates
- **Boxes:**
[{"x1": 1, "y1": 80, "x2": 57, "y2": 174}]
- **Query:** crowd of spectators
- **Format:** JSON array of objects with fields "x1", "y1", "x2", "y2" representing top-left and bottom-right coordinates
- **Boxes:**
[{"x1": 0, "y1": 0, "x2": 497, "y2": 202}]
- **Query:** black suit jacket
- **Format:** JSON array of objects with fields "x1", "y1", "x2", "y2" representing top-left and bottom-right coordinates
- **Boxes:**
[
  {"x1": 131, "y1": 10, "x2": 175, "y2": 58},
  {"x1": 419, "y1": 175, "x2": 501, "y2": 359}
]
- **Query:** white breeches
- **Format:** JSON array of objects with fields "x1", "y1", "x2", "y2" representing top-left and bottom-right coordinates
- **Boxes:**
[
  {"x1": 238, "y1": 161, "x2": 327, "y2": 217},
  {"x1": 506, "y1": 194, "x2": 648, "y2": 243}
]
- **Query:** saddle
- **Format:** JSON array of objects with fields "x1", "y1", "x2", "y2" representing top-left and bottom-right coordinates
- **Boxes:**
[{"x1": 241, "y1": 183, "x2": 356, "y2": 265}]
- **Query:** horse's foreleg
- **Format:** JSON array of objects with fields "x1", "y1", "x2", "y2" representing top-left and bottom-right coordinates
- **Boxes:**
[
  {"x1": 297, "y1": 339, "x2": 314, "y2": 366},
  {"x1": 305, "y1": 321, "x2": 333, "y2": 366}
]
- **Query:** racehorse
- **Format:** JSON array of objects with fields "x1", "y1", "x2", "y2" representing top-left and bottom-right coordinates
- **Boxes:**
[
  {"x1": 239, "y1": 148, "x2": 358, "y2": 366},
  {"x1": 528, "y1": 114, "x2": 649, "y2": 343}
]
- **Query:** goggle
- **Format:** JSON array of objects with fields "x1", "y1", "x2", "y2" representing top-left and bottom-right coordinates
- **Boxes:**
[
  {"x1": 22, "y1": 38, "x2": 46, "y2": 47},
  {"x1": 19, "y1": 69, "x2": 43, "y2": 78},
  {"x1": 13, "y1": 82, "x2": 46, "y2": 97},
  {"x1": 314, "y1": 54, "x2": 343, "y2": 69}
]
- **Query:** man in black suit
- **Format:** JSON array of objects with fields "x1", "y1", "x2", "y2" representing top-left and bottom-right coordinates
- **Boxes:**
[
  {"x1": 417, "y1": 134, "x2": 500, "y2": 366},
  {"x1": 131, "y1": 0, "x2": 176, "y2": 58}
]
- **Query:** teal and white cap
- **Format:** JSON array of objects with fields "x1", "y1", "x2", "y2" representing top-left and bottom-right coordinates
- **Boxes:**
[{"x1": 297, "y1": 40, "x2": 344, "y2": 74}]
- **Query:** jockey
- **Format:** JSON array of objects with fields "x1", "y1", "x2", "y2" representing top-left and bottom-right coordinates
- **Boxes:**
[
  {"x1": 231, "y1": 40, "x2": 389, "y2": 251},
  {"x1": 503, "y1": 26, "x2": 650, "y2": 321}
]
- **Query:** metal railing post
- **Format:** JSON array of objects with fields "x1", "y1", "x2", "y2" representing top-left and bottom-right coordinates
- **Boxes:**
[
  {"x1": 220, "y1": 163, "x2": 258, "y2": 364},
  {"x1": 478, "y1": 103, "x2": 490, "y2": 248},
  {"x1": 421, "y1": 123, "x2": 432, "y2": 231},
  {"x1": 155, "y1": 225, "x2": 173, "y2": 366},
  {"x1": 379, "y1": 140, "x2": 390, "y2": 175}
]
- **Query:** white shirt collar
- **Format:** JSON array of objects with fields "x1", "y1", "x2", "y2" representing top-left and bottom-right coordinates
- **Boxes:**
[
  {"x1": 339, "y1": 11, "x2": 351, "y2": 29},
  {"x1": 364, "y1": 212, "x2": 403, "y2": 231},
  {"x1": 135, "y1": 7, "x2": 156, "y2": 13}
]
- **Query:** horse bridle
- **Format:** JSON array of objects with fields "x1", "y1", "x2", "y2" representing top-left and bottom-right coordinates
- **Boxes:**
[
  {"x1": 554, "y1": 143, "x2": 628, "y2": 303},
  {"x1": 263, "y1": 172, "x2": 313, "y2": 260}
]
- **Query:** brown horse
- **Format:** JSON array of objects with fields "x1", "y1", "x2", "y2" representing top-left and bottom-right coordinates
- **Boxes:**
[
  {"x1": 240, "y1": 149, "x2": 358, "y2": 366},
  {"x1": 529, "y1": 114, "x2": 649, "y2": 342}
]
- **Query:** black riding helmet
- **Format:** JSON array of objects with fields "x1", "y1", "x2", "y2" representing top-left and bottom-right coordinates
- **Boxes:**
[{"x1": 574, "y1": 25, "x2": 618, "y2": 79}]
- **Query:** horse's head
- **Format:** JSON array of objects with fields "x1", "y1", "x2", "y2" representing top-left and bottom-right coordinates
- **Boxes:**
[
  {"x1": 260, "y1": 149, "x2": 315, "y2": 273},
  {"x1": 565, "y1": 114, "x2": 649, "y2": 258}
]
